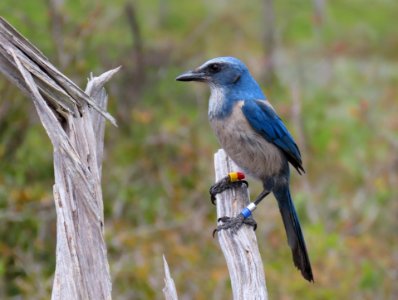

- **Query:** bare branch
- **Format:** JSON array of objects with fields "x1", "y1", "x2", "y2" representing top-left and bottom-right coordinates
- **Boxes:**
[
  {"x1": 0, "y1": 16, "x2": 117, "y2": 126},
  {"x1": 162, "y1": 255, "x2": 179, "y2": 300},
  {"x1": 214, "y1": 149, "x2": 268, "y2": 300}
]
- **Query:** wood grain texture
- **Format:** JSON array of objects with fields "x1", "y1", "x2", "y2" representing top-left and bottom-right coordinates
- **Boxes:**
[
  {"x1": 214, "y1": 149, "x2": 268, "y2": 300},
  {"x1": 0, "y1": 17, "x2": 119, "y2": 300},
  {"x1": 0, "y1": 17, "x2": 117, "y2": 125}
]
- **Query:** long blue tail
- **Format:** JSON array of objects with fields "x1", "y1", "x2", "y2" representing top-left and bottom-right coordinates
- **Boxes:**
[{"x1": 273, "y1": 186, "x2": 314, "y2": 282}]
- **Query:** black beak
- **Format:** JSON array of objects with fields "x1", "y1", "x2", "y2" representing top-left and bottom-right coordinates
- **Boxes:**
[{"x1": 176, "y1": 69, "x2": 207, "y2": 82}]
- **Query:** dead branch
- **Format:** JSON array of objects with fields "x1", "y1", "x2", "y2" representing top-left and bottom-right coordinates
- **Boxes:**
[
  {"x1": 214, "y1": 149, "x2": 268, "y2": 300},
  {"x1": 0, "y1": 17, "x2": 119, "y2": 300}
]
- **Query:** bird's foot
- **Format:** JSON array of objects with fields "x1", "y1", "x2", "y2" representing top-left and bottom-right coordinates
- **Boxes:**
[
  {"x1": 213, "y1": 214, "x2": 257, "y2": 237},
  {"x1": 209, "y1": 172, "x2": 248, "y2": 205}
]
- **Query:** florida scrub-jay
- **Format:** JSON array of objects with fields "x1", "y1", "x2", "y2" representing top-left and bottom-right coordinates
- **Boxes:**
[{"x1": 176, "y1": 57, "x2": 313, "y2": 282}]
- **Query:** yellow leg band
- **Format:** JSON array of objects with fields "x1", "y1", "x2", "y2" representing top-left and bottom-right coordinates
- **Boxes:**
[{"x1": 228, "y1": 172, "x2": 245, "y2": 182}]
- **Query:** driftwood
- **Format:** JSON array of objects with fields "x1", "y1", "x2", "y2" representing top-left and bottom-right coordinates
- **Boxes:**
[
  {"x1": 0, "y1": 17, "x2": 118, "y2": 299},
  {"x1": 213, "y1": 149, "x2": 268, "y2": 300}
]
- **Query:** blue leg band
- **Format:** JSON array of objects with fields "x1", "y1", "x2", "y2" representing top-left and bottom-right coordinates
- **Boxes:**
[
  {"x1": 241, "y1": 207, "x2": 252, "y2": 219},
  {"x1": 240, "y1": 202, "x2": 257, "y2": 219}
]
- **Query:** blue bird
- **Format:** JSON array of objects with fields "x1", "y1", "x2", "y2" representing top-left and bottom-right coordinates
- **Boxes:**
[{"x1": 176, "y1": 57, "x2": 314, "y2": 282}]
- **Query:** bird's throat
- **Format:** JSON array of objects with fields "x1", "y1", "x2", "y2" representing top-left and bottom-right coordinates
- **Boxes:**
[{"x1": 208, "y1": 86, "x2": 233, "y2": 119}]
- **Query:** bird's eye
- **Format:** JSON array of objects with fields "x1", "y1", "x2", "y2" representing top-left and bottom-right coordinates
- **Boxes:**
[{"x1": 208, "y1": 63, "x2": 222, "y2": 73}]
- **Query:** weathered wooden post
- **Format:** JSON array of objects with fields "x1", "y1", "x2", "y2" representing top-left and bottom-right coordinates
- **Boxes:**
[
  {"x1": 0, "y1": 17, "x2": 118, "y2": 299},
  {"x1": 162, "y1": 149, "x2": 268, "y2": 299},
  {"x1": 213, "y1": 149, "x2": 268, "y2": 300}
]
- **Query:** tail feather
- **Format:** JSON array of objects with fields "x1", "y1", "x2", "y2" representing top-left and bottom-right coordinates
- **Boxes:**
[{"x1": 274, "y1": 186, "x2": 314, "y2": 282}]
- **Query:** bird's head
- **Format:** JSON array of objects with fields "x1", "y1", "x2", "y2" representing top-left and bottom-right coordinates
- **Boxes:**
[
  {"x1": 176, "y1": 56, "x2": 265, "y2": 104},
  {"x1": 176, "y1": 57, "x2": 250, "y2": 87}
]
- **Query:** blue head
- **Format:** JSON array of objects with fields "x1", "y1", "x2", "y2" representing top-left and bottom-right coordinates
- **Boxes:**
[{"x1": 176, "y1": 57, "x2": 265, "y2": 101}]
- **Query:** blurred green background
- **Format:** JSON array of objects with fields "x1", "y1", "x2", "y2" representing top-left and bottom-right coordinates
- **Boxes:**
[{"x1": 0, "y1": 0, "x2": 397, "y2": 299}]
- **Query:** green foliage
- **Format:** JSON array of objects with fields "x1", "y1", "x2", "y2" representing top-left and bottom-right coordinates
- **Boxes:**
[{"x1": 1, "y1": 0, "x2": 397, "y2": 299}]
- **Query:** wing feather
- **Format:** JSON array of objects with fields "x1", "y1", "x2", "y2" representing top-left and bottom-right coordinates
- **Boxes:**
[{"x1": 241, "y1": 100, "x2": 305, "y2": 174}]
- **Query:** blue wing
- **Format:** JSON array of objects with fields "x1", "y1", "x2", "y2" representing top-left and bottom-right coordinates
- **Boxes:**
[{"x1": 242, "y1": 99, "x2": 305, "y2": 174}]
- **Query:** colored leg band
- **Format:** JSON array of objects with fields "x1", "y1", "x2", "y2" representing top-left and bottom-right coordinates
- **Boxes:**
[
  {"x1": 240, "y1": 202, "x2": 257, "y2": 219},
  {"x1": 228, "y1": 172, "x2": 245, "y2": 182}
]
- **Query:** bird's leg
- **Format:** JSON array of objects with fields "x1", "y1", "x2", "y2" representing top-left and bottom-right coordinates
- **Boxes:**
[
  {"x1": 209, "y1": 172, "x2": 248, "y2": 205},
  {"x1": 213, "y1": 189, "x2": 270, "y2": 236}
]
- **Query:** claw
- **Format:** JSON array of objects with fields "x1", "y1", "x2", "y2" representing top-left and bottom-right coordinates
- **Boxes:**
[
  {"x1": 217, "y1": 216, "x2": 230, "y2": 222},
  {"x1": 212, "y1": 214, "x2": 257, "y2": 237},
  {"x1": 211, "y1": 195, "x2": 217, "y2": 205},
  {"x1": 212, "y1": 228, "x2": 218, "y2": 238},
  {"x1": 209, "y1": 178, "x2": 249, "y2": 205}
]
